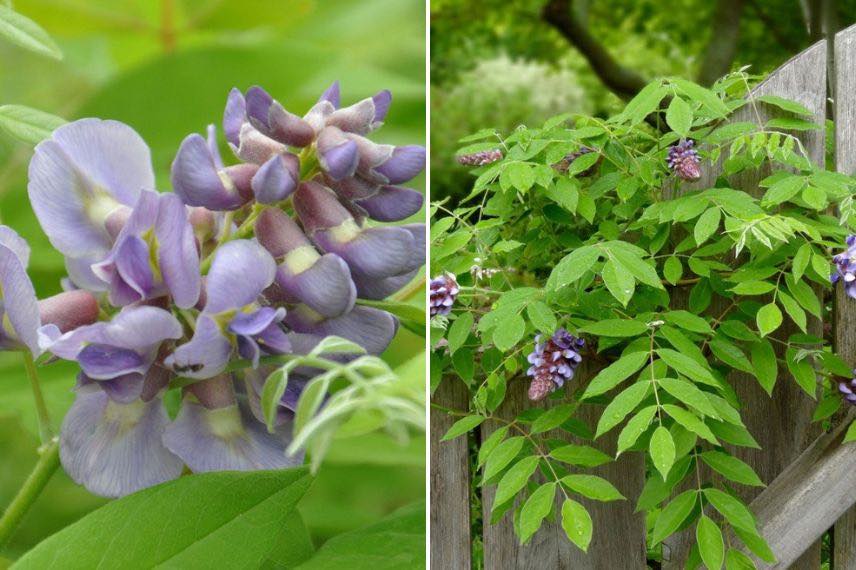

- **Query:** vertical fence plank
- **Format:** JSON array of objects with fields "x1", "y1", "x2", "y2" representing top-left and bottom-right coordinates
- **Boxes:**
[
  {"x1": 481, "y1": 363, "x2": 646, "y2": 569},
  {"x1": 834, "y1": 22, "x2": 856, "y2": 570},
  {"x1": 430, "y1": 377, "x2": 472, "y2": 569},
  {"x1": 662, "y1": 41, "x2": 828, "y2": 569}
]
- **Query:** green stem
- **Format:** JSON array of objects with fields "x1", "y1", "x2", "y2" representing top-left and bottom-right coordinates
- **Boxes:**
[
  {"x1": 23, "y1": 352, "x2": 52, "y2": 443},
  {"x1": 0, "y1": 440, "x2": 60, "y2": 547}
]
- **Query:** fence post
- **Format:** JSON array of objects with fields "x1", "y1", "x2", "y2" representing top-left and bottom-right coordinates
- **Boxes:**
[
  {"x1": 662, "y1": 40, "x2": 828, "y2": 569},
  {"x1": 430, "y1": 377, "x2": 472, "y2": 569},
  {"x1": 834, "y1": 22, "x2": 856, "y2": 570}
]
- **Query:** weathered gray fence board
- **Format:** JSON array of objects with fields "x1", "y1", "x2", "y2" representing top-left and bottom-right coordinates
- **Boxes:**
[
  {"x1": 430, "y1": 376, "x2": 472, "y2": 569},
  {"x1": 481, "y1": 361, "x2": 646, "y2": 570},
  {"x1": 834, "y1": 22, "x2": 856, "y2": 570},
  {"x1": 663, "y1": 40, "x2": 828, "y2": 569}
]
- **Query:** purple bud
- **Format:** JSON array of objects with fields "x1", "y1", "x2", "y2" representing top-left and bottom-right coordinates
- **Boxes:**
[
  {"x1": 38, "y1": 290, "x2": 100, "y2": 334},
  {"x1": 457, "y1": 149, "x2": 503, "y2": 166}
]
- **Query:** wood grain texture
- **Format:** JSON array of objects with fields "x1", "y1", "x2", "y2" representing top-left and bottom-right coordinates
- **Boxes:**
[
  {"x1": 662, "y1": 40, "x2": 828, "y2": 569},
  {"x1": 430, "y1": 377, "x2": 472, "y2": 570},
  {"x1": 481, "y1": 362, "x2": 646, "y2": 569},
  {"x1": 834, "y1": 22, "x2": 856, "y2": 570}
]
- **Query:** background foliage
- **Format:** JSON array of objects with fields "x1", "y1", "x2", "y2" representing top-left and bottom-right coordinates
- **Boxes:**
[{"x1": 0, "y1": 0, "x2": 425, "y2": 564}]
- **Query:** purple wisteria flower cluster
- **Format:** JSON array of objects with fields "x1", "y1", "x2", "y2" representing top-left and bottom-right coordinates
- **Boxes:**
[
  {"x1": 840, "y1": 372, "x2": 856, "y2": 406},
  {"x1": 832, "y1": 235, "x2": 856, "y2": 298},
  {"x1": 429, "y1": 273, "x2": 459, "y2": 317},
  {"x1": 11, "y1": 82, "x2": 424, "y2": 498},
  {"x1": 456, "y1": 149, "x2": 503, "y2": 166},
  {"x1": 526, "y1": 329, "x2": 585, "y2": 402},
  {"x1": 667, "y1": 139, "x2": 702, "y2": 181}
]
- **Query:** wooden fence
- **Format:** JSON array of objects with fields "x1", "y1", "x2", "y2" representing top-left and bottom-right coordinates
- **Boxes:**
[{"x1": 430, "y1": 23, "x2": 856, "y2": 570}]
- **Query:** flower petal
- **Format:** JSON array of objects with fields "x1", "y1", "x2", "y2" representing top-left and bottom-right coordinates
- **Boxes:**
[
  {"x1": 228, "y1": 306, "x2": 286, "y2": 336},
  {"x1": 317, "y1": 127, "x2": 359, "y2": 181},
  {"x1": 351, "y1": 268, "x2": 419, "y2": 300},
  {"x1": 60, "y1": 390, "x2": 182, "y2": 498},
  {"x1": 313, "y1": 225, "x2": 422, "y2": 278},
  {"x1": 164, "y1": 315, "x2": 232, "y2": 379},
  {"x1": 355, "y1": 185, "x2": 423, "y2": 222},
  {"x1": 372, "y1": 145, "x2": 426, "y2": 184},
  {"x1": 251, "y1": 154, "x2": 298, "y2": 204},
  {"x1": 223, "y1": 88, "x2": 246, "y2": 147},
  {"x1": 171, "y1": 133, "x2": 248, "y2": 210},
  {"x1": 274, "y1": 253, "x2": 356, "y2": 317},
  {"x1": 155, "y1": 193, "x2": 201, "y2": 309},
  {"x1": 0, "y1": 244, "x2": 40, "y2": 353},
  {"x1": 162, "y1": 400, "x2": 301, "y2": 472},
  {"x1": 284, "y1": 304, "x2": 397, "y2": 355},
  {"x1": 254, "y1": 208, "x2": 312, "y2": 258},
  {"x1": 204, "y1": 239, "x2": 276, "y2": 313},
  {"x1": 318, "y1": 80, "x2": 341, "y2": 108},
  {"x1": 77, "y1": 343, "x2": 147, "y2": 379}
]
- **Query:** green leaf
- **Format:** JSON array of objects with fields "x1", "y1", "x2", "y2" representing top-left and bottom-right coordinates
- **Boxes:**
[
  {"x1": 483, "y1": 436, "x2": 526, "y2": 482},
  {"x1": 658, "y1": 378, "x2": 720, "y2": 418},
  {"x1": 786, "y1": 349, "x2": 817, "y2": 397},
  {"x1": 442, "y1": 415, "x2": 485, "y2": 441},
  {"x1": 652, "y1": 490, "x2": 698, "y2": 545},
  {"x1": 672, "y1": 78, "x2": 729, "y2": 116},
  {"x1": 609, "y1": 245, "x2": 664, "y2": 289},
  {"x1": 777, "y1": 290, "x2": 806, "y2": 332},
  {"x1": 760, "y1": 175, "x2": 805, "y2": 207},
  {"x1": 0, "y1": 105, "x2": 65, "y2": 145},
  {"x1": 694, "y1": 207, "x2": 721, "y2": 245},
  {"x1": 518, "y1": 483, "x2": 557, "y2": 544},
  {"x1": 664, "y1": 256, "x2": 683, "y2": 285},
  {"x1": 662, "y1": 405, "x2": 718, "y2": 444},
  {"x1": 0, "y1": 5, "x2": 63, "y2": 60},
  {"x1": 700, "y1": 451, "x2": 764, "y2": 487},
  {"x1": 550, "y1": 444, "x2": 612, "y2": 467},
  {"x1": 666, "y1": 96, "x2": 693, "y2": 137},
  {"x1": 703, "y1": 488, "x2": 758, "y2": 532},
  {"x1": 595, "y1": 381, "x2": 650, "y2": 437},
  {"x1": 650, "y1": 426, "x2": 676, "y2": 480},
  {"x1": 478, "y1": 426, "x2": 508, "y2": 468},
  {"x1": 709, "y1": 338, "x2": 754, "y2": 374},
  {"x1": 560, "y1": 475, "x2": 625, "y2": 502},
  {"x1": 663, "y1": 311, "x2": 712, "y2": 334},
  {"x1": 844, "y1": 420, "x2": 856, "y2": 444},
  {"x1": 561, "y1": 499, "x2": 593, "y2": 552},
  {"x1": 261, "y1": 365, "x2": 293, "y2": 431},
  {"x1": 567, "y1": 152, "x2": 600, "y2": 176},
  {"x1": 505, "y1": 161, "x2": 535, "y2": 192},
  {"x1": 785, "y1": 275, "x2": 821, "y2": 317},
  {"x1": 730, "y1": 281, "x2": 776, "y2": 295},
  {"x1": 657, "y1": 348, "x2": 718, "y2": 387},
  {"x1": 527, "y1": 301, "x2": 556, "y2": 334},
  {"x1": 621, "y1": 81, "x2": 668, "y2": 124},
  {"x1": 582, "y1": 350, "x2": 649, "y2": 398},
  {"x1": 579, "y1": 319, "x2": 648, "y2": 337},
  {"x1": 756, "y1": 303, "x2": 783, "y2": 337},
  {"x1": 733, "y1": 526, "x2": 776, "y2": 564},
  {"x1": 617, "y1": 405, "x2": 658, "y2": 454},
  {"x1": 493, "y1": 312, "x2": 526, "y2": 351},
  {"x1": 548, "y1": 246, "x2": 600, "y2": 290},
  {"x1": 601, "y1": 258, "x2": 635, "y2": 306},
  {"x1": 750, "y1": 340, "x2": 778, "y2": 395},
  {"x1": 15, "y1": 469, "x2": 313, "y2": 569},
  {"x1": 792, "y1": 243, "x2": 812, "y2": 281},
  {"x1": 696, "y1": 516, "x2": 725, "y2": 570},
  {"x1": 531, "y1": 404, "x2": 576, "y2": 434},
  {"x1": 294, "y1": 501, "x2": 424, "y2": 570},
  {"x1": 756, "y1": 94, "x2": 813, "y2": 116},
  {"x1": 447, "y1": 312, "x2": 473, "y2": 354},
  {"x1": 310, "y1": 335, "x2": 367, "y2": 356},
  {"x1": 725, "y1": 549, "x2": 756, "y2": 569},
  {"x1": 493, "y1": 456, "x2": 540, "y2": 508}
]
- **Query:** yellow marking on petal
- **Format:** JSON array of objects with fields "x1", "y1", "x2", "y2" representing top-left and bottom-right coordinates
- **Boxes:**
[
  {"x1": 83, "y1": 186, "x2": 121, "y2": 229},
  {"x1": 329, "y1": 219, "x2": 361, "y2": 244},
  {"x1": 104, "y1": 399, "x2": 146, "y2": 432},
  {"x1": 283, "y1": 246, "x2": 320, "y2": 275},
  {"x1": 207, "y1": 405, "x2": 244, "y2": 439}
]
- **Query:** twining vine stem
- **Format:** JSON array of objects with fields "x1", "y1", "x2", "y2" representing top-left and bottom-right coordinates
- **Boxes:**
[
  {"x1": 0, "y1": 439, "x2": 60, "y2": 547},
  {"x1": 22, "y1": 352, "x2": 52, "y2": 444}
]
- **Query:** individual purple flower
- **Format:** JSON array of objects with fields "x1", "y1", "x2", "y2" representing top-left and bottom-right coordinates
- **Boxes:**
[
  {"x1": 430, "y1": 273, "x2": 459, "y2": 317},
  {"x1": 28, "y1": 119, "x2": 154, "y2": 260},
  {"x1": 162, "y1": 373, "x2": 301, "y2": 473},
  {"x1": 255, "y1": 208, "x2": 356, "y2": 317},
  {"x1": 667, "y1": 139, "x2": 701, "y2": 181},
  {"x1": 165, "y1": 239, "x2": 290, "y2": 379},
  {"x1": 525, "y1": 329, "x2": 585, "y2": 401},
  {"x1": 294, "y1": 181, "x2": 423, "y2": 292},
  {"x1": 43, "y1": 306, "x2": 185, "y2": 497},
  {"x1": 90, "y1": 190, "x2": 201, "y2": 308},
  {"x1": 457, "y1": 148, "x2": 503, "y2": 166},
  {"x1": 832, "y1": 235, "x2": 856, "y2": 298},
  {"x1": 840, "y1": 372, "x2": 856, "y2": 405}
]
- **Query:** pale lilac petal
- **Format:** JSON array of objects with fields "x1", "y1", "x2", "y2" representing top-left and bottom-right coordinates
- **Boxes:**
[
  {"x1": 319, "y1": 81, "x2": 341, "y2": 107},
  {"x1": 171, "y1": 133, "x2": 248, "y2": 210},
  {"x1": 223, "y1": 88, "x2": 246, "y2": 147},
  {"x1": 237, "y1": 335, "x2": 262, "y2": 367},
  {"x1": 274, "y1": 253, "x2": 356, "y2": 317},
  {"x1": 112, "y1": 235, "x2": 156, "y2": 302},
  {"x1": 356, "y1": 185, "x2": 423, "y2": 221},
  {"x1": 65, "y1": 255, "x2": 108, "y2": 292},
  {"x1": 313, "y1": 225, "x2": 422, "y2": 278},
  {"x1": 371, "y1": 90, "x2": 392, "y2": 124},
  {"x1": 204, "y1": 240, "x2": 276, "y2": 313},
  {"x1": 325, "y1": 98, "x2": 376, "y2": 135},
  {"x1": 228, "y1": 306, "x2": 286, "y2": 336},
  {"x1": 256, "y1": 323, "x2": 291, "y2": 354},
  {"x1": 0, "y1": 226, "x2": 30, "y2": 266},
  {"x1": 267, "y1": 101, "x2": 315, "y2": 147},
  {"x1": 205, "y1": 124, "x2": 224, "y2": 169},
  {"x1": 317, "y1": 127, "x2": 359, "y2": 181},
  {"x1": 60, "y1": 390, "x2": 182, "y2": 498},
  {"x1": 251, "y1": 154, "x2": 298, "y2": 204},
  {"x1": 155, "y1": 193, "x2": 201, "y2": 308},
  {"x1": 162, "y1": 400, "x2": 301, "y2": 472},
  {"x1": 0, "y1": 244, "x2": 40, "y2": 353},
  {"x1": 77, "y1": 371, "x2": 145, "y2": 404},
  {"x1": 284, "y1": 305, "x2": 397, "y2": 355},
  {"x1": 351, "y1": 268, "x2": 419, "y2": 300},
  {"x1": 77, "y1": 343, "x2": 146, "y2": 379},
  {"x1": 97, "y1": 306, "x2": 183, "y2": 351},
  {"x1": 373, "y1": 145, "x2": 426, "y2": 184},
  {"x1": 164, "y1": 316, "x2": 232, "y2": 379}
]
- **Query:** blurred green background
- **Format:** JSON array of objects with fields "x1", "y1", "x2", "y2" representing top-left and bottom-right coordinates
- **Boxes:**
[
  {"x1": 0, "y1": 0, "x2": 425, "y2": 559},
  {"x1": 431, "y1": 0, "x2": 856, "y2": 204}
]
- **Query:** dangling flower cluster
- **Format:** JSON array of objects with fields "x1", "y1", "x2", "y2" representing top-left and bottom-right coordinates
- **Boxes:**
[
  {"x1": 17, "y1": 82, "x2": 425, "y2": 498},
  {"x1": 831, "y1": 235, "x2": 856, "y2": 298},
  {"x1": 667, "y1": 139, "x2": 701, "y2": 181},
  {"x1": 430, "y1": 273, "x2": 459, "y2": 317},
  {"x1": 552, "y1": 146, "x2": 597, "y2": 176},
  {"x1": 457, "y1": 149, "x2": 503, "y2": 166},
  {"x1": 526, "y1": 329, "x2": 585, "y2": 401},
  {"x1": 840, "y1": 373, "x2": 856, "y2": 406}
]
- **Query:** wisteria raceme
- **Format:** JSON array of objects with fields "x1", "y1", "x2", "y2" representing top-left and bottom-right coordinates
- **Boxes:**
[
  {"x1": 456, "y1": 149, "x2": 503, "y2": 166},
  {"x1": 666, "y1": 139, "x2": 701, "y2": 181},
  {"x1": 840, "y1": 373, "x2": 856, "y2": 406},
  {"x1": 430, "y1": 273, "x2": 459, "y2": 317},
  {"x1": 14, "y1": 81, "x2": 426, "y2": 498},
  {"x1": 526, "y1": 329, "x2": 585, "y2": 401},
  {"x1": 832, "y1": 235, "x2": 856, "y2": 298}
]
